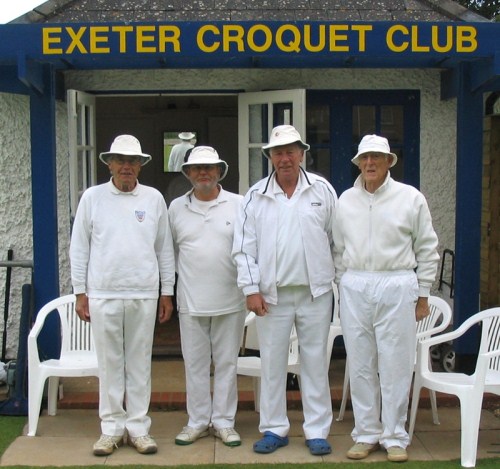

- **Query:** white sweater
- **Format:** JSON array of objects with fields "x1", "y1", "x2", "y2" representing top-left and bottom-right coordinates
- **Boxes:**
[
  {"x1": 70, "y1": 180, "x2": 175, "y2": 299},
  {"x1": 332, "y1": 173, "x2": 439, "y2": 296},
  {"x1": 169, "y1": 187, "x2": 245, "y2": 315}
]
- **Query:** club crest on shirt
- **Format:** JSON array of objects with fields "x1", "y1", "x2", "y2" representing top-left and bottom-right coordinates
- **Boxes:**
[{"x1": 135, "y1": 210, "x2": 146, "y2": 222}]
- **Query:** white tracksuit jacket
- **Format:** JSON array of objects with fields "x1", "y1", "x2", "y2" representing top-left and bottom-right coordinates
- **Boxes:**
[
  {"x1": 232, "y1": 168, "x2": 338, "y2": 304},
  {"x1": 333, "y1": 173, "x2": 439, "y2": 296}
]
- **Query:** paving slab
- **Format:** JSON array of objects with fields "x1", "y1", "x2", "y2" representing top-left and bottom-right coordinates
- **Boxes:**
[{"x1": 1, "y1": 408, "x2": 499, "y2": 466}]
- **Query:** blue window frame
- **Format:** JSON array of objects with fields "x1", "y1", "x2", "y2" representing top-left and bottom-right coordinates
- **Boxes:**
[{"x1": 307, "y1": 90, "x2": 420, "y2": 195}]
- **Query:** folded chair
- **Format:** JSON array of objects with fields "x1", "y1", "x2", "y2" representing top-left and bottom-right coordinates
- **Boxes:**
[
  {"x1": 27, "y1": 294, "x2": 98, "y2": 436},
  {"x1": 408, "y1": 307, "x2": 500, "y2": 467}
]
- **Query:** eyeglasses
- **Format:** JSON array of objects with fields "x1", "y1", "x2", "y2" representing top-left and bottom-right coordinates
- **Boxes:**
[
  {"x1": 111, "y1": 156, "x2": 142, "y2": 165},
  {"x1": 187, "y1": 164, "x2": 219, "y2": 172},
  {"x1": 359, "y1": 153, "x2": 386, "y2": 162}
]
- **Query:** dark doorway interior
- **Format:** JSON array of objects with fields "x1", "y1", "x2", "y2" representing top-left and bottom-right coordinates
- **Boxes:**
[{"x1": 95, "y1": 94, "x2": 238, "y2": 356}]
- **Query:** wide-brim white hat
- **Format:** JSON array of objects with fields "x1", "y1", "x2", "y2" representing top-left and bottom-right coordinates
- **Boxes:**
[
  {"x1": 178, "y1": 132, "x2": 195, "y2": 140},
  {"x1": 181, "y1": 146, "x2": 228, "y2": 181},
  {"x1": 262, "y1": 125, "x2": 310, "y2": 158},
  {"x1": 351, "y1": 134, "x2": 397, "y2": 167},
  {"x1": 99, "y1": 134, "x2": 152, "y2": 166}
]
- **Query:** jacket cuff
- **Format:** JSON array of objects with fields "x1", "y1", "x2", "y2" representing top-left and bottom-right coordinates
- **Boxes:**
[
  {"x1": 243, "y1": 285, "x2": 260, "y2": 297},
  {"x1": 418, "y1": 285, "x2": 431, "y2": 297},
  {"x1": 73, "y1": 285, "x2": 86, "y2": 295}
]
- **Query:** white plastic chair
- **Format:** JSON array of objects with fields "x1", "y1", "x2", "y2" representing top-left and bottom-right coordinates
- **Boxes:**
[
  {"x1": 237, "y1": 284, "x2": 340, "y2": 412},
  {"x1": 27, "y1": 294, "x2": 98, "y2": 436},
  {"x1": 408, "y1": 307, "x2": 500, "y2": 467},
  {"x1": 336, "y1": 295, "x2": 453, "y2": 422}
]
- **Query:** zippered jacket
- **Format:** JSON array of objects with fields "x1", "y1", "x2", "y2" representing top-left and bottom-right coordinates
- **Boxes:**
[
  {"x1": 332, "y1": 173, "x2": 439, "y2": 296},
  {"x1": 232, "y1": 168, "x2": 338, "y2": 305}
]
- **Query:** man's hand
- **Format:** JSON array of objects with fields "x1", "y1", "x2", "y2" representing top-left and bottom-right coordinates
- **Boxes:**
[
  {"x1": 75, "y1": 293, "x2": 90, "y2": 322},
  {"x1": 246, "y1": 293, "x2": 268, "y2": 317},
  {"x1": 415, "y1": 296, "x2": 430, "y2": 321},
  {"x1": 158, "y1": 295, "x2": 174, "y2": 323}
]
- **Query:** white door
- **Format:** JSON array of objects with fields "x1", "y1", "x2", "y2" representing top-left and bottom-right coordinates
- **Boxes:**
[
  {"x1": 238, "y1": 89, "x2": 306, "y2": 194},
  {"x1": 67, "y1": 89, "x2": 97, "y2": 220}
]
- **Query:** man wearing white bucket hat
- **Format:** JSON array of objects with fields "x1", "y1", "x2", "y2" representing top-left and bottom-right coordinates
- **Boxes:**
[
  {"x1": 168, "y1": 131, "x2": 195, "y2": 172},
  {"x1": 70, "y1": 134, "x2": 175, "y2": 456},
  {"x1": 169, "y1": 146, "x2": 246, "y2": 447},
  {"x1": 232, "y1": 125, "x2": 338, "y2": 456},
  {"x1": 332, "y1": 134, "x2": 439, "y2": 463}
]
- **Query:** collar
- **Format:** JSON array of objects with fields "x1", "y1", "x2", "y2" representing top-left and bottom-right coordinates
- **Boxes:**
[
  {"x1": 354, "y1": 171, "x2": 392, "y2": 195},
  {"x1": 108, "y1": 178, "x2": 140, "y2": 195}
]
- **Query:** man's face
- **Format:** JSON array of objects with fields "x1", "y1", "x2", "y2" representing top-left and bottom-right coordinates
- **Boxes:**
[
  {"x1": 108, "y1": 155, "x2": 142, "y2": 192},
  {"x1": 269, "y1": 143, "x2": 304, "y2": 183},
  {"x1": 186, "y1": 164, "x2": 221, "y2": 194},
  {"x1": 358, "y1": 152, "x2": 392, "y2": 189}
]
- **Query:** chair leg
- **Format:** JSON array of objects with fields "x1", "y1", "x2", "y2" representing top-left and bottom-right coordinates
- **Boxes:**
[
  {"x1": 408, "y1": 380, "x2": 423, "y2": 442},
  {"x1": 336, "y1": 359, "x2": 350, "y2": 421},
  {"x1": 253, "y1": 377, "x2": 261, "y2": 413},
  {"x1": 27, "y1": 371, "x2": 45, "y2": 437},
  {"x1": 47, "y1": 376, "x2": 60, "y2": 416},
  {"x1": 459, "y1": 396, "x2": 482, "y2": 468},
  {"x1": 429, "y1": 389, "x2": 440, "y2": 425}
]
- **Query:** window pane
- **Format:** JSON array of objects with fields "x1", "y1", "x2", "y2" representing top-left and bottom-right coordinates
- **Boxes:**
[
  {"x1": 308, "y1": 148, "x2": 331, "y2": 181},
  {"x1": 249, "y1": 147, "x2": 265, "y2": 187},
  {"x1": 352, "y1": 105, "x2": 375, "y2": 142},
  {"x1": 249, "y1": 104, "x2": 267, "y2": 144},
  {"x1": 307, "y1": 105, "x2": 330, "y2": 145}
]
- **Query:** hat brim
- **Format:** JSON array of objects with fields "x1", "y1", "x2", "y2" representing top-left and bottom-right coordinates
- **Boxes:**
[
  {"x1": 262, "y1": 141, "x2": 310, "y2": 158},
  {"x1": 351, "y1": 151, "x2": 398, "y2": 168},
  {"x1": 99, "y1": 151, "x2": 152, "y2": 166},
  {"x1": 181, "y1": 162, "x2": 228, "y2": 181}
]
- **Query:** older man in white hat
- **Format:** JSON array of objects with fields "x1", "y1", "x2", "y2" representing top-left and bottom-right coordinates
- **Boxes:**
[
  {"x1": 232, "y1": 125, "x2": 338, "y2": 456},
  {"x1": 332, "y1": 134, "x2": 439, "y2": 463},
  {"x1": 169, "y1": 146, "x2": 246, "y2": 447},
  {"x1": 70, "y1": 134, "x2": 175, "y2": 456},
  {"x1": 168, "y1": 131, "x2": 195, "y2": 172}
]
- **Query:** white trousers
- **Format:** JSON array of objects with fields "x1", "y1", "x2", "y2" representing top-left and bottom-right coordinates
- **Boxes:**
[
  {"x1": 339, "y1": 270, "x2": 418, "y2": 449},
  {"x1": 179, "y1": 311, "x2": 245, "y2": 430},
  {"x1": 90, "y1": 298, "x2": 157, "y2": 438},
  {"x1": 256, "y1": 286, "x2": 333, "y2": 439}
]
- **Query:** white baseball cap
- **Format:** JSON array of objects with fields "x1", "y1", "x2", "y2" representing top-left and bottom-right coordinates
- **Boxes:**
[
  {"x1": 99, "y1": 135, "x2": 152, "y2": 166},
  {"x1": 181, "y1": 146, "x2": 229, "y2": 180},
  {"x1": 262, "y1": 125, "x2": 310, "y2": 158},
  {"x1": 351, "y1": 134, "x2": 398, "y2": 167}
]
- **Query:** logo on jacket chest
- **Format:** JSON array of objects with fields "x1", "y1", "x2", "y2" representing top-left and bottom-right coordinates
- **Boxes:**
[{"x1": 135, "y1": 210, "x2": 146, "y2": 222}]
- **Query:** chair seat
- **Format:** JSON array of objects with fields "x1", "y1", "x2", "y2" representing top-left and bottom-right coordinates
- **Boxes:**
[{"x1": 237, "y1": 357, "x2": 264, "y2": 378}]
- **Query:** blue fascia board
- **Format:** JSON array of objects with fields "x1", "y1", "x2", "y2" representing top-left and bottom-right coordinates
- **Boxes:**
[{"x1": 0, "y1": 21, "x2": 497, "y2": 72}]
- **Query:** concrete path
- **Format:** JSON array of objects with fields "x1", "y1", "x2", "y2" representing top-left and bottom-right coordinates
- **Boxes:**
[{"x1": 1, "y1": 407, "x2": 499, "y2": 466}]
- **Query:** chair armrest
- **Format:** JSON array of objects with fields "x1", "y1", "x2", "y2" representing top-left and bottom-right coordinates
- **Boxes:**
[{"x1": 244, "y1": 311, "x2": 256, "y2": 326}]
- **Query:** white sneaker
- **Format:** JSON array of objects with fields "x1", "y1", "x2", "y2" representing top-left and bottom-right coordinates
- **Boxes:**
[
  {"x1": 175, "y1": 426, "x2": 210, "y2": 445},
  {"x1": 128, "y1": 434, "x2": 158, "y2": 454},
  {"x1": 214, "y1": 427, "x2": 241, "y2": 447},
  {"x1": 93, "y1": 434, "x2": 123, "y2": 456}
]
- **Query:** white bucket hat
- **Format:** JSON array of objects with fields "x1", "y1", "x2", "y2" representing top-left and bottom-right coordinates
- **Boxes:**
[
  {"x1": 262, "y1": 125, "x2": 310, "y2": 158},
  {"x1": 99, "y1": 135, "x2": 152, "y2": 166},
  {"x1": 178, "y1": 132, "x2": 195, "y2": 140},
  {"x1": 181, "y1": 146, "x2": 229, "y2": 180},
  {"x1": 351, "y1": 134, "x2": 398, "y2": 167}
]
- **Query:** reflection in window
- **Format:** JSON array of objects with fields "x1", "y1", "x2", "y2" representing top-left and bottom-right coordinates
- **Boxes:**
[{"x1": 164, "y1": 131, "x2": 197, "y2": 172}]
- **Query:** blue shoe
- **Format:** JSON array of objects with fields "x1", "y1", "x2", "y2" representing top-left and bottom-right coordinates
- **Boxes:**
[
  {"x1": 253, "y1": 431, "x2": 289, "y2": 454},
  {"x1": 306, "y1": 438, "x2": 332, "y2": 455}
]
